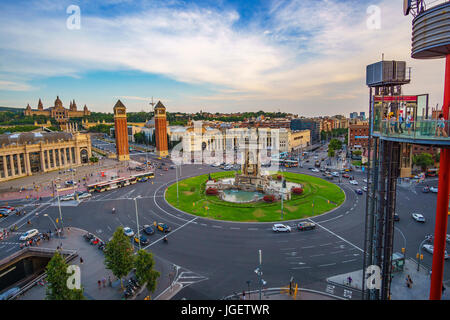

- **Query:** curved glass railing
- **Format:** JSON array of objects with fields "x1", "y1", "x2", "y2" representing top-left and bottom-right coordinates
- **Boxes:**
[{"x1": 373, "y1": 119, "x2": 450, "y2": 142}]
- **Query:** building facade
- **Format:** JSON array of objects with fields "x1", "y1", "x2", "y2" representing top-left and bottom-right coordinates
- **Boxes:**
[
  {"x1": 288, "y1": 130, "x2": 311, "y2": 152},
  {"x1": 290, "y1": 119, "x2": 320, "y2": 145},
  {"x1": 113, "y1": 100, "x2": 130, "y2": 161},
  {"x1": 348, "y1": 124, "x2": 369, "y2": 153},
  {"x1": 24, "y1": 97, "x2": 90, "y2": 120},
  {"x1": 154, "y1": 101, "x2": 169, "y2": 157},
  {"x1": 0, "y1": 131, "x2": 91, "y2": 182}
]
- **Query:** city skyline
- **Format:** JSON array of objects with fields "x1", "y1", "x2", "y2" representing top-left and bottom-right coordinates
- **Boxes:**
[{"x1": 0, "y1": 0, "x2": 446, "y2": 116}]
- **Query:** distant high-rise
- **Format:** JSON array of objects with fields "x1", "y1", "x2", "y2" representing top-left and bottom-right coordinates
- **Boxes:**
[
  {"x1": 113, "y1": 100, "x2": 130, "y2": 161},
  {"x1": 360, "y1": 112, "x2": 366, "y2": 120},
  {"x1": 290, "y1": 119, "x2": 319, "y2": 145}
]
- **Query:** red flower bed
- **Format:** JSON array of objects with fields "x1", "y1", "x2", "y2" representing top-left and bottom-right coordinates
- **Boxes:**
[
  {"x1": 277, "y1": 175, "x2": 282, "y2": 180},
  {"x1": 206, "y1": 188, "x2": 218, "y2": 195},
  {"x1": 263, "y1": 194, "x2": 275, "y2": 202},
  {"x1": 292, "y1": 187, "x2": 303, "y2": 195}
]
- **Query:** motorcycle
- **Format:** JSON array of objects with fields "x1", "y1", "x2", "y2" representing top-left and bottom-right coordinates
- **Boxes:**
[
  {"x1": 112, "y1": 208, "x2": 116, "y2": 214},
  {"x1": 90, "y1": 238, "x2": 100, "y2": 245},
  {"x1": 163, "y1": 236, "x2": 168, "y2": 243}
]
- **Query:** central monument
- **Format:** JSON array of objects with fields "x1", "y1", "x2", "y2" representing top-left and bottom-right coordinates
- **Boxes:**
[
  {"x1": 154, "y1": 101, "x2": 169, "y2": 157},
  {"x1": 234, "y1": 128, "x2": 269, "y2": 191}
]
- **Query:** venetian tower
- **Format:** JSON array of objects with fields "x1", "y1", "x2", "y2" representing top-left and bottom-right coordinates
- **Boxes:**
[
  {"x1": 113, "y1": 100, "x2": 130, "y2": 161},
  {"x1": 154, "y1": 101, "x2": 169, "y2": 157}
]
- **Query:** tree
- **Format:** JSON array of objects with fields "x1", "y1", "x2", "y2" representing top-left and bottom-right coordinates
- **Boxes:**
[
  {"x1": 352, "y1": 150, "x2": 362, "y2": 156},
  {"x1": 413, "y1": 152, "x2": 435, "y2": 172},
  {"x1": 90, "y1": 156, "x2": 99, "y2": 163},
  {"x1": 329, "y1": 138, "x2": 342, "y2": 151},
  {"x1": 134, "y1": 250, "x2": 160, "y2": 296},
  {"x1": 104, "y1": 227, "x2": 135, "y2": 289},
  {"x1": 328, "y1": 148, "x2": 335, "y2": 158},
  {"x1": 45, "y1": 251, "x2": 85, "y2": 300}
]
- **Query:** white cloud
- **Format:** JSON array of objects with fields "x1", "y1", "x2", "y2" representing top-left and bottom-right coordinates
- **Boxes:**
[
  {"x1": 0, "y1": 80, "x2": 35, "y2": 92},
  {"x1": 0, "y1": 0, "x2": 446, "y2": 115}
]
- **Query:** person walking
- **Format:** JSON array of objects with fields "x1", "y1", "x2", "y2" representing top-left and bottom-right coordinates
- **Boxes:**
[
  {"x1": 102, "y1": 278, "x2": 106, "y2": 288},
  {"x1": 108, "y1": 276, "x2": 112, "y2": 287},
  {"x1": 80, "y1": 257, "x2": 84, "y2": 264},
  {"x1": 98, "y1": 280, "x2": 102, "y2": 289},
  {"x1": 405, "y1": 111, "x2": 413, "y2": 135}
]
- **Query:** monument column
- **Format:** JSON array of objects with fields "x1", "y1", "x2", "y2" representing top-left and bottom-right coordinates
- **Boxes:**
[
  {"x1": 154, "y1": 101, "x2": 169, "y2": 157},
  {"x1": 52, "y1": 149, "x2": 57, "y2": 168},
  {"x1": 46, "y1": 150, "x2": 51, "y2": 169},
  {"x1": 24, "y1": 151, "x2": 31, "y2": 176},
  {"x1": 40, "y1": 150, "x2": 46, "y2": 172},
  {"x1": 17, "y1": 153, "x2": 22, "y2": 176},
  {"x1": 10, "y1": 154, "x2": 16, "y2": 177},
  {"x1": 58, "y1": 148, "x2": 62, "y2": 168}
]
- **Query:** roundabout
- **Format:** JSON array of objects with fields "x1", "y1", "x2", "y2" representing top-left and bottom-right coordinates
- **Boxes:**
[{"x1": 165, "y1": 171, "x2": 345, "y2": 222}]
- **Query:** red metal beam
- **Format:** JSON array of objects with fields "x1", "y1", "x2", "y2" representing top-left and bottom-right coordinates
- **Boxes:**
[{"x1": 430, "y1": 54, "x2": 450, "y2": 300}]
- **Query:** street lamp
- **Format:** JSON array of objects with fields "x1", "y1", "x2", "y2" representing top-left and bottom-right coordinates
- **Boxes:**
[
  {"x1": 55, "y1": 189, "x2": 64, "y2": 234},
  {"x1": 43, "y1": 214, "x2": 61, "y2": 239},
  {"x1": 254, "y1": 249, "x2": 266, "y2": 300},
  {"x1": 134, "y1": 196, "x2": 141, "y2": 250}
]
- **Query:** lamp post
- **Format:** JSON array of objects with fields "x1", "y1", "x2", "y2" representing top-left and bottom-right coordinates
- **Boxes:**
[
  {"x1": 43, "y1": 214, "x2": 61, "y2": 239},
  {"x1": 254, "y1": 249, "x2": 266, "y2": 301},
  {"x1": 176, "y1": 165, "x2": 179, "y2": 207},
  {"x1": 56, "y1": 189, "x2": 64, "y2": 234},
  {"x1": 134, "y1": 196, "x2": 141, "y2": 250}
]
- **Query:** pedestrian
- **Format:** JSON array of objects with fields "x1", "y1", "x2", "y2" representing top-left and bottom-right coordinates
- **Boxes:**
[
  {"x1": 80, "y1": 257, "x2": 84, "y2": 264},
  {"x1": 443, "y1": 284, "x2": 446, "y2": 294},
  {"x1": 108, "y1": 276, "x2": 112, "y2": 287},
  {"x1": 436, "y1": 114, "x2": 448, "y2": 137},
  {"x1": 242, "y1": 291, "x2": 246, "y2": 300},
  {"x1": 102, "y1": 278, "x2": 106, "y2": 288},
  {"x1": 98, "y1": 280, "x2": 102, "y2": 289}
]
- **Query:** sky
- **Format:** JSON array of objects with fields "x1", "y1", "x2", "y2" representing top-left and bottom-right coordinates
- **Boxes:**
[{"x1": 0, "y1": 0, "x2": 447, "y2": 116}]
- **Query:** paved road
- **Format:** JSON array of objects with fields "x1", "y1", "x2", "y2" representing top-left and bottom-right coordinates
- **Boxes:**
[{"x1": 0, "y1": 144, "x2": 447, "y2": 300}]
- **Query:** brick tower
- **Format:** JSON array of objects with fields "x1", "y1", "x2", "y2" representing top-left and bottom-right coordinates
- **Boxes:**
[
  {"x1": 113, "y1": 100, "x2": 130, "y2": 161},
  {"x1": 154, "y1": 101, "x2": 168, "y2": 157}
]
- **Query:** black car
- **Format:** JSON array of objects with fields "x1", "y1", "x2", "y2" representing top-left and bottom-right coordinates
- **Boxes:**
[
  {"x1": 394, "y1": 214, "x2": 400, "y2": 222},
  {"x1": 143, "y1": 225, "x2": 155, "y2": 235}
]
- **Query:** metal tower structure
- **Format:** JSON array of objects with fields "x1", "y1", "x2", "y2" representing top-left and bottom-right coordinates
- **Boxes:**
[
  {"x1": 362, "y1": 60, "x2": 411, "y2": 300},
  {"x1": 363, "y1": 1, "x2": 450, "y2": 300}
]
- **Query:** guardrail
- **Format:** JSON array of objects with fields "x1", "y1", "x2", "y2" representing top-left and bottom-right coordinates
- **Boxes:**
[{"x1": 373, "y1": 119, "x2": 450, "y2": 142}]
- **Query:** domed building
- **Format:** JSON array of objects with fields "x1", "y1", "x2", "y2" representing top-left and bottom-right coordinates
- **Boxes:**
[{"x1": 23, "y1": 96, "x2": 91, "y2": 123}]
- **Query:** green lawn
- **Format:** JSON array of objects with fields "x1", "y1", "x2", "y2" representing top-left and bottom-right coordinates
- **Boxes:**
[{"x1": 165, "y1": 171, "x2": 345, "y2": 222}]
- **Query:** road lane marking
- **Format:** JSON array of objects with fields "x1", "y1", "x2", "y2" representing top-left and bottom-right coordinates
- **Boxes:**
[
  {"x1": 342, "y1": 259, "x2": 357, "y2": 263},
  {"x1": 319, "y1": 263, "x2": 336, "y2": 267},
  {"x1": 142, "y1": 217, "x2": 198, "y2": 249}
]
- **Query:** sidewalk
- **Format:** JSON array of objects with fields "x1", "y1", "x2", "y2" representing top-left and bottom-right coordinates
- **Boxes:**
[
  {"x1": 326, "y1": 259, "x2": 450, "y2": 300},
  {"x1": 17, "y1": 227, "x2": 174, "y2": 300},
  {"x1": 225, "y1": 288, "x2": 340, "y2": 300},
  {"x1": 0, "y1": 160, "x2": 146, "y2": 201}
]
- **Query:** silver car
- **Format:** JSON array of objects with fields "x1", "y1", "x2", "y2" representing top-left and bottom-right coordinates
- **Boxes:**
[
  {"x1": 412, "y1": 213, "x2": 425, "y2": 223},
  {"x1": 272, "y1": 224, "x2": 291, "y2": 233},
  {"x1": 422, "y1": 244, "x2": 449, "y2": 259}
]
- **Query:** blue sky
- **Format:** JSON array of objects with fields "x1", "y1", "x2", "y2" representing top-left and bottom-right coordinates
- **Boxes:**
[{"x1": 0, "y1": 0, "x2": 446, "y2": 115}]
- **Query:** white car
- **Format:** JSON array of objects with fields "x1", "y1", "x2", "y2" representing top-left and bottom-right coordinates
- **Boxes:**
[
  {"x1": 412, "y1": 213, "x2": 425, "y2": 223},
  {"x1": 60, "y1": 194, "x2": 75, "y2": 201},
  {"x1": 272, "y1": 224, "x2": 291, "y2": 233},
  {"x1": 311, "y1": 168, "x2": 320, "y2": 173},
  {"x1": 362, "y1": 186, "x2": 368, "y2": 192},
  {"x1": 123, "y1": 227, "x2": 134, "y2": 237},
  {"x1": 430, "y1": 187, "x2": 438, "y2": 193},
  {"x1": 331, "y1": 172, "x2": 339, "y2": 177},
  {"x1": 19, "y1": 229, "x2": 39, "y2": 241},
  {"x1": 422, "y1": 244, "x2": 450, "y2": 259},
  {"x1": 363, "y1": 179, "x2": 368, "y2": 183},
  {"x1": 77, "y1": 193, "x2": 92, "y2": 200},
  {"x1": 349, "y1": 180, "x2": 358, "y2": 185}
]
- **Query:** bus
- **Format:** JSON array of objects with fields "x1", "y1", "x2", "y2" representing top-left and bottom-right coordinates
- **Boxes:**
[
  {"x1": 283, "y1": 160, "x2": 299, "y2": 168},
  {"x1": 132, "y1": 171, "x2": 155, "y2": 182},
  {"x1": 86, "y1": 175, "x2": 143, "y2": 193},
  {"x1": 426, "y1": 168, "x2": 439, "y2": 177}
]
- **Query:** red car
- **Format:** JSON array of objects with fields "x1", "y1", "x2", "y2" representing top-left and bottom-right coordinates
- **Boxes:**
[{"x1": 342, "y1": 174, "x2": 350, "y2": 179}]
